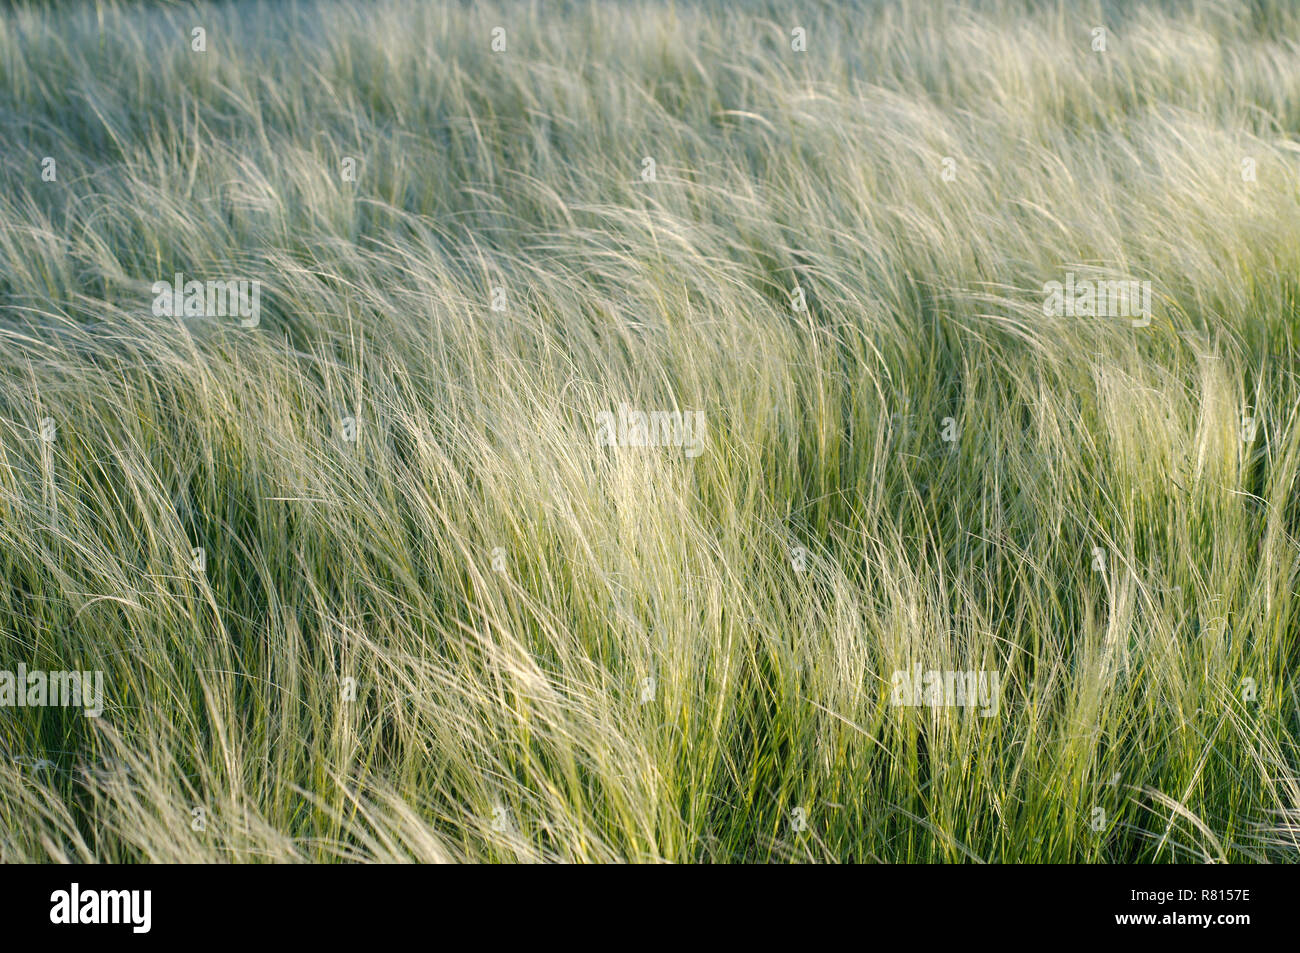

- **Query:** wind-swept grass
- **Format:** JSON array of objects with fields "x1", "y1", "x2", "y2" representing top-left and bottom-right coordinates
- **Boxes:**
[{"x1": 0, "y1": 0, "x2": 1298, "y2": 862}]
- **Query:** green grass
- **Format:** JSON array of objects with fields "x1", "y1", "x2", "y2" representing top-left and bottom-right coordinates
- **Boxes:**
[{"x1": 0, "y1": 0, "x2": 1298, "y2": 862}]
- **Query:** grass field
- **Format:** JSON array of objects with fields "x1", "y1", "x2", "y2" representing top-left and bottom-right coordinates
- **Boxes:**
[{"x1": 1, "y1": 0, "x2": 1298, "y2": 863}]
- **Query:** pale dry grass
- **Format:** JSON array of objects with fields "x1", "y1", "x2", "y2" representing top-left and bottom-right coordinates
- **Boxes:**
[{"x1": 0, "y1": 0, "x2": 1297, "y2": 862}]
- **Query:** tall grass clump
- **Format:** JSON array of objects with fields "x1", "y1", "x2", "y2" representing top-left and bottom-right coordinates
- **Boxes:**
[{"x1": 0, "y1": 0, "x2": 1298, "y2": 862}]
